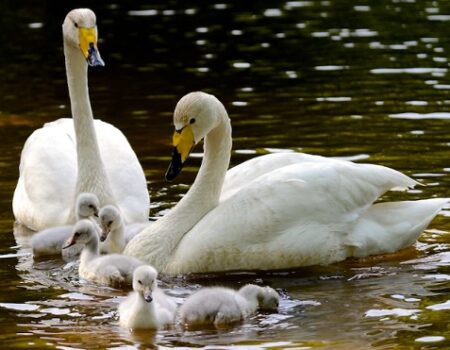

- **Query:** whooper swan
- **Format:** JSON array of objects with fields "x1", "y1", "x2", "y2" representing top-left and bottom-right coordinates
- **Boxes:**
[
  {"x1": 124, "y1": 92, "x2": 448, "y2": 275},
  {"x1": 13, "y1": 8, "x2": 149, "y2": 231}
]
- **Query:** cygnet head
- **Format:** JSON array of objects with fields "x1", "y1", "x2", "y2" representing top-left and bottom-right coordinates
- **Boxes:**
[
  {"x1": 63, "y1": 219, "x2": 98, "y2": 249},
  {"x1": 98, "y1": 205, "x2": 121, "y2": 242},
  {"x1": 166, "y1": 92, "x2": 227, "y2": 181},
  {"x1": 62, "y1": 8, "x2": 104, "y2": 66},
  {"x1": 257, "y1": 286, "x2": 280, "y2": 311},
  {"x1": 133, "y1": 265, "x2": 158, "y2": 303},
  {"x1": 76, "y1": 192, "x2": 99, "y2": 219},
  {"x1": 239, "y1": 284, "x2": 280, "y2": 311}
]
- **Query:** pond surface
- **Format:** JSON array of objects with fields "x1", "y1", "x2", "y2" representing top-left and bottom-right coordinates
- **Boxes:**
[{"x1": 0, "y1": 0, "x2": 450, "y2": 349}]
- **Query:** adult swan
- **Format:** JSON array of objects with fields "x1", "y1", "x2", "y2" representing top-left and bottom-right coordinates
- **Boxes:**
[
  {"x1": 13, "y1": 9, "x2": 149, "y2": 231},
  {"x1": 125, "y1": 92, "x2": 448, "y2": 275}
]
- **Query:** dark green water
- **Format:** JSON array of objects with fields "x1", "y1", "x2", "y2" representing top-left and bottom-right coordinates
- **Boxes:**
[{"x1": 0, "y1": 1, "x2": 449, "y2": 349}]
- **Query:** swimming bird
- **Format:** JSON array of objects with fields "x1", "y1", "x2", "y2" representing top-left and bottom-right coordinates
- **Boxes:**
[
  {"x1": 31, "y1": 192, "x2": 99, "y2": 257},
  {"x1": 179, "y1": 284, "x2": 279, "y2": 327},
  {"x1": 64, "y1": 219, "x2": 143, "y2": 287},
  {"x1": 119, "y1": 265, "x2": 177, "y2": 330},
  {"x1": 99, "y1": 205, "x2": 152, "y2": 253},
  {"x1": 13, "y1": 8, "x2": 149, "y2": 231},
  {"x1": 124, "y1": 91, "x2": 448, "y2": 275}
]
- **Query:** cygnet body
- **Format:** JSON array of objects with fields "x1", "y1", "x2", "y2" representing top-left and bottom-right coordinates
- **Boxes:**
[
  {"x1": 179, "y1": 284, "x2": 279, "y2": 327},
  {"x1": 31, "y1": 193, "x2": 99, "y2": 257},
  {"x1": 99, "y1": 205, "x2": 152, "y2": 253},
  {"x1": 63, "y1": 219, "x2": 143, "y2": 286},
  {"x1": 119, "y1": 265, "x2": 176, "y2": 330}
]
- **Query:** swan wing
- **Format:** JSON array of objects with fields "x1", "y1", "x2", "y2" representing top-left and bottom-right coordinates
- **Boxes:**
[
  {"x1": 221, "y1": 152, "x2": 331, "y2": 201},
  {"x1": 168, "y1": 160, "x2": 418, "y2": 274}
]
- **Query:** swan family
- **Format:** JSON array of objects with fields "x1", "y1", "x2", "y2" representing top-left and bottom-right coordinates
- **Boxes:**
[{"x1": 12, "y1": 8, "x2": 449, "y2": 332}]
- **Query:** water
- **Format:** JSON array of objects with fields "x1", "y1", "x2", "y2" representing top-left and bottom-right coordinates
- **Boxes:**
[{"x1": 0, "y1": 0, "x2": 450, "y2": 348}]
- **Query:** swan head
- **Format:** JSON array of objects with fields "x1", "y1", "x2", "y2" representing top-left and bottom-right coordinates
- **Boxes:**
[
  {"x1": 98, "y1": 205, "x2": 121, "y2": 242},
  {"x1": 166, "y1": 92, "x2": 226, "y2": 181},
  {"x1": 62, "y1": 8, "x2": 105, "y2": 66},
  {"x1": 63, "y1": 219, "x2": 97, "y2": 248},
  {"x1": 132, "y1": 265, "x2": 158, "y2": 303},
  {"x1": 76, "y1": 192, "x2": 100, "y2": 219}
]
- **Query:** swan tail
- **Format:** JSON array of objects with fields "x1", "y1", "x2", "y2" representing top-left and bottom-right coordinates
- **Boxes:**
[{"x1": 346, "y1": 198, "x2": 449, "y2": 257}]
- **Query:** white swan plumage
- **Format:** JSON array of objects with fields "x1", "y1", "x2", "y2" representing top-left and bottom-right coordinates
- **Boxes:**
[
  {"x1": 12, "y1": 8, "x2": 149, "y2": 231},
  {"x1": 179, "y1": 284, "x2": 279, "y2": 327},
  {"x1": 31, "y1": 192, "x2": 99, "y2": 257},
  {"x1": 64, "y1": 219, "x2": 144, "y2": 287},
  {"x1": 124, "y1": 91, "x2": 448, "y2": 275},
  {"x1": 119, "y1": 265, "x2": 177, "y2": 330}
]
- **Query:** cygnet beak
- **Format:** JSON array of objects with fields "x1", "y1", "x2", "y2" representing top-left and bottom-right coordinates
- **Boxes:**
[
  {"x1": 100, "y1": 231, "x2": 108, "y2": 242},
  {"x1": 144, "y1": 291, "x2": 153, "y2": 303},
  {"x1": 62, "y1": 237, "x2": 76, "y2": 249}
]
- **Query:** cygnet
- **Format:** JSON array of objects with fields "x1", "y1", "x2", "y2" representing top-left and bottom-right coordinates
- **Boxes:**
[
  {"x1": 63, "y1": 219, "x2": 144, "y2": 287},
  {"x1": 119, "y1": 265, "x2": 177, "y2": 330},
  {"x1": 99, "y1": 205, "x2": 152, "y2": 253},
  {"x1": 31, "y1": 192, "x2": 99, "y2": 257},
  {"x1": 179, "y1": 284, "x2": 279, "y2": 327}
]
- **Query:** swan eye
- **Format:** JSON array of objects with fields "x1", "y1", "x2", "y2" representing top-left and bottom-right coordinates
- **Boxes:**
[
  {"x1": 108, "y1": 220, "x2": 113, "y2": 226},
  {"x1": 137, "y1": 280, "x2": 142, "y2": 285},
  {"x1": 74, "y1": 22, "x2": 79, "y2": 28},
  {"x1": 74, "y1": 232, "x2": 80, "y2": 237},
  {"x1": 189, "y1": 118, "x2": 196, "y2": 124},
  {"x1": 88, "y1": 204, "x2": 94, "y2": 209}
]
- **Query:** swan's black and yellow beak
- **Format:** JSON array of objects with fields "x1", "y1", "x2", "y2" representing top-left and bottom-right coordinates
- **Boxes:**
[
  {"x1": 165, "y1": 125, "x2": 195, "y2": 181},
  {"x1": 79, "y1": 27, "x2": 105, "y2": 67}
]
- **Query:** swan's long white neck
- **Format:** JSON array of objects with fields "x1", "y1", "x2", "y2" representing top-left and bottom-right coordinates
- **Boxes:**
[
  {"x1": 64, "y1": 42, "x2": 116, "y2": 219},
  {"x1": 80, "y1": 234, "x2": 100, "y2": 268},
  {"x1": 125, "y1": 97, "x2": 232, "y2": 272}
]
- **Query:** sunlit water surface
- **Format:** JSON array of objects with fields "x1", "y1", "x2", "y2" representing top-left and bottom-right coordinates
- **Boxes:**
[{"x1": 0, "y1": 1, "x2": 449, "y2": 349}]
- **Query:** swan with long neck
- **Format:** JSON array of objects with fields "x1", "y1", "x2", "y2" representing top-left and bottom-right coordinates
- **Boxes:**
[
  {"x1": 125, "y1": 92, "x2": 448, "y2": 275},
  {"x1": 13, "y1": 9, "x2": 149, "y2": 231}
]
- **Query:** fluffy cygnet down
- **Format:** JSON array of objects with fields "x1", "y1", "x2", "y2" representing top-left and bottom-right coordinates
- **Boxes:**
[
  {"x1": 63, "y1": 219, "x2": 144, "y2": 287},
  {"x1": 31, "y1": 192, "x2": 99, "y2": 257},
  {"x1": 119, "y1": 265, "x2": 177, "y2": 330},
  {"x1": 99, "y1": 205, "x2": 152, "y2": 254},
  {"x1": 179, "y1": 284, "x2": 279, "y2": 328}
]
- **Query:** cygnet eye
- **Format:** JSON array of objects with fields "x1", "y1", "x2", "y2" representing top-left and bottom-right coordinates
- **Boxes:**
[
  {"x1": 74, "y1": 232, "x2": 81, "y2": 237},
  {"x1": 74, "y1": 21, "x2": 79, "y2": 28},
  {"x1": 137, "y1": 280, "x2": 142, "y2": 285},
  {"x1": 108, "y1": 220, "x2": 113, "y2": 226},
  {"x1": 189, "y1": 118, "x2": 196, "y2": 124}
]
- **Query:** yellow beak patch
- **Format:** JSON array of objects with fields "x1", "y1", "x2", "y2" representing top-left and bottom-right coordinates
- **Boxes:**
[
  {"x1": 172, "y1": 125, "x2": 194, "y2": 163},
  {"x1": 79, "y1": 27, "x2": 97, "y2": 59}
]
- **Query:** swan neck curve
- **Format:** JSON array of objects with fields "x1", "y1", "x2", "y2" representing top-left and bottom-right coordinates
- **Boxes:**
[
  {"x1": 64, "y1": 42, "x2": 116, "y2": 215},
  {"x1": 125, "y1": 97, "x2": 232, "y2": 272}
]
